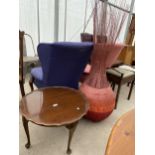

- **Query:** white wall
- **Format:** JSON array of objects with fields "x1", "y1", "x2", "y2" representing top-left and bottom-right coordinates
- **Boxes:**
[
  {"x1": 19, "y1": 0, "x2": 38, "y2": 56},
  {"x1": 19, "y1": 0, "x2": 134, "y2": 56},
  {"x1": 19, "y1": 0, "x2": 55, "y2": 56},
  {"x1": 39, "y1": 0, "x2": 55, "y2": 42}
]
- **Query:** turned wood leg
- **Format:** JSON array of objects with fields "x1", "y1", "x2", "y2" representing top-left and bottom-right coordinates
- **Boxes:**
[
  {"x1": 115, "y1": 83, "x2": 121, "y2": 109},
  {"x1": 29, "y1": 76, "x2": 34, "y2": 91},
  {"x1": 19, "y1": 81, "x2": 25, "y2": 97},
  {"x1": 22, "y1": 116, "x2": 31, "y2": 148},
  {"x1": 128, "y1": 80, "x2": 134, "y2": 100},
  {"x1": 66, "y1": 122, "x2": 78, "y2": 154}
]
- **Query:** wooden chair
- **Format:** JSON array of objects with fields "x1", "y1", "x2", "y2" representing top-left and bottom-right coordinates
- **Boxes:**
[
  {"x1": 19, "y1": 31, "x2": 25, "y2": 96},
  {"x1": 19, "y1": 30, "x2": 39, "y2": 96},
  {"x1": 106, "y1": 65, "x2": 135, "y2": 109}
]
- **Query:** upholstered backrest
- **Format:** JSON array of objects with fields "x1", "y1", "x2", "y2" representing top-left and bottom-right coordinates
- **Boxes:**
[{"x1": 37, "y1": 42, "x2": 93, "y2": 89}]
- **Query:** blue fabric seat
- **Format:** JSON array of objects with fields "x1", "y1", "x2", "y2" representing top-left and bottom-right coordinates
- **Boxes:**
[{"x1": 30, "y1": 42, "x2": 93, "y2": 89}]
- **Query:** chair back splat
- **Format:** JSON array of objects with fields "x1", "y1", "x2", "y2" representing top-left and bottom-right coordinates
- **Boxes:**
[{"x1": 31, "y1": 42, "x2": 93, "y2": 89}]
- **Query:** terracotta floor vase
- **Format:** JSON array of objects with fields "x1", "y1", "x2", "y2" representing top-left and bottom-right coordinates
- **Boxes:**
[{"x1": 80, "y1": 43, "x2": 124, "y2": 121}]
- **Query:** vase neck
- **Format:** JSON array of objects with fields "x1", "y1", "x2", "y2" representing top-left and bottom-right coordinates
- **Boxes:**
[{"x1": 85, "y1": 71, "x2": 109, "y2": 89}]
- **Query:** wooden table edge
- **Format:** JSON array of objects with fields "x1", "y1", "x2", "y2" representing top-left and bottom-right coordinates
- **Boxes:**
[
  {"x1": 19, "y1": 86, "x2": 89, "y2": 127},
  {"x1": 105, "y1": 109, "x2": 135, "y2": 155}
]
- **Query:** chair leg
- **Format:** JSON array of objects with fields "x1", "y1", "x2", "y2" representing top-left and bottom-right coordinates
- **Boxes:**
[
  {"x1": 127, "y1": 82, "x2": 130, "y2": 87},
  {"x1": 29, "y1": 76, "x2": 34, "y2": 91},
  {"x1": 115, "y1": 84, "x2": 121, "y2": 109},
  {"x1": 127, "y1": 80, "x2": 134, "y2": 100},
  {"x1": 19, "y1": 81, "x2": 25, "y2": 97},
  {"x1": 112, "y1": 82, "x2": 115, "y2": 90}
]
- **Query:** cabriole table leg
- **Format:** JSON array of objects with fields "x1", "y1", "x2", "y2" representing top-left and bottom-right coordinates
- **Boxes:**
[
  {"x1": 66, "y1": 122, "x2": 78, "y2": 154},
  {"x1": 22, "y1": 116, "x2": 31, "y2": 148}
]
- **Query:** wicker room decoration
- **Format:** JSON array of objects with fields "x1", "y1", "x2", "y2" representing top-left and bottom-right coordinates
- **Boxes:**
[{"x1": 80, "y1": 0, "x2": 128, "y2": 121}]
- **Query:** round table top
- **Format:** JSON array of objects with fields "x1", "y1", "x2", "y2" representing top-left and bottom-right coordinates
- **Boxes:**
[
  {"x1": 20, "y1": 87, "x2": 89, "y2": 126},
  {"x1": 105, "y1": 109, "x2": 135, "y2": 155}
]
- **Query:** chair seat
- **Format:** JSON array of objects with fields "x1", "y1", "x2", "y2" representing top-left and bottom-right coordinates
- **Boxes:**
[
  {"x1": 31, "y1": 67, "x2": 43, "y2": 81},
  {"x1": 107, "y1": 65, "x2": 134, "y2": 78},
  {"x1": 118, "y1": 65, "x2": 135, "y2": 72},
  {"x1": 23, "y1": 56, "x2": 39, "y2": 63}
]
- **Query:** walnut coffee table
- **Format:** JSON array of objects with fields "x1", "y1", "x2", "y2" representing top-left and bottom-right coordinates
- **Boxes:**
[{"x1": 20, "y1": 87, "x2": 89, "y2": 154}]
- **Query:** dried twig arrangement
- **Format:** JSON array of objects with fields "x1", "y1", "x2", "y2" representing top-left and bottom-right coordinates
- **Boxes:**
[
  {"x1": 93, "y1": 0, "x2": 129, "y2": 44},
  {"x1": 84, "y1": 0, "x2": 129, "y2": 88}
]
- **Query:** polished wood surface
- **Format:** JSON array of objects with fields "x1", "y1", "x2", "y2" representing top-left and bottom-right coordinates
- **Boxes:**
[
  {"x1": 20, "y1": 87, "x2": 89, "y2": 153},
  {"x1": 105, "y1": 109, "x2": 135, "y2": 155},
  {"x1": 118, "y1": 45, "x2": 135, "y2": 65},
  {"x1": 20, "y1": 87, "x2": 89, "y2": 126}
]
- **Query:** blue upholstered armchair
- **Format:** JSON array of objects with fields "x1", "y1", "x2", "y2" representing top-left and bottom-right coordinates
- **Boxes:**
[{"x1": 29, "y1": 42, "x2": 93, "y2": 90}]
